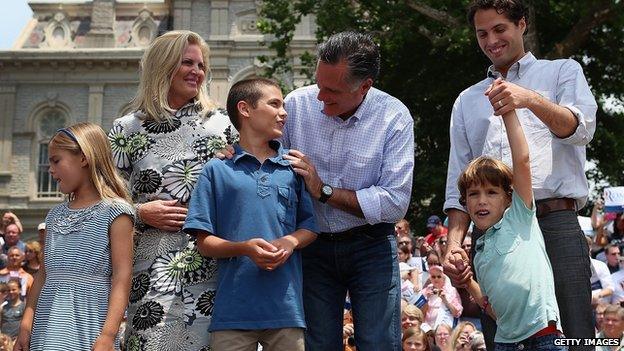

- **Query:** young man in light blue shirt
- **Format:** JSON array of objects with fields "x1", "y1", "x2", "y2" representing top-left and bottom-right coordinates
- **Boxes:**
[
  {"x1": 454, "y1": 97, "x2": 563, "y2": 349},
  {"x1": 184, "y1": 78, "x2": 318, "y2": 351}
]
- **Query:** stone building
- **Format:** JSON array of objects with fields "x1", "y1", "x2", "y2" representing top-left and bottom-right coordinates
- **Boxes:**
[{"x1": 0, "y1": 0, "x2": 316, "y2": 238}]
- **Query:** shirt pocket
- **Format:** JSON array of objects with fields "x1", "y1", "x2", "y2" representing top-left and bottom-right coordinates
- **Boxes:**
[
  {"x1": 342, "y1": 151, "x2": 382, "y2": 189},
  {"x1": 519, "y1": 90, "x2": 554, "y2": 130},
  {"x1": 277, "y1": 186, "x2": 295, "y2": 228},
  {"x1": 494, "y1": 232, "x2": 520, "y2": 256}
]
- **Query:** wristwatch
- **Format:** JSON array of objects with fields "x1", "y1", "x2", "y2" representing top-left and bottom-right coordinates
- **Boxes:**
[{"x1": 319, "y1": 184, "x2": 334, "y2": 203}]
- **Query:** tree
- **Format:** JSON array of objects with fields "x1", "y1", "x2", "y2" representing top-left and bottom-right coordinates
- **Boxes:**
[{"x1": 258, "y1": 0, "x2": 624, "y2": 232}]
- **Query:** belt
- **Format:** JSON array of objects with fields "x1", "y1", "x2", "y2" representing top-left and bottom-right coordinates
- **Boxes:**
[
  {"x1": 531, "y1": 324, "x2": 559, "y2": 338},
  {"x1": 512, "y1": 325, "x2": 561, "y2": 349},
  {"x1": 536, "y1": 198, "x2": 576, "y2": 218},
  {"x1": 319, "y1": 223, "x2": 394, "y2": 242}
]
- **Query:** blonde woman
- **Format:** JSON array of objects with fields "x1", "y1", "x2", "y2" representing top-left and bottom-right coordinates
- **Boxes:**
[
  {"x1": 450, "y1": 321, "x2": 476, "y2": 351},
  {"x1": 108, "y1": 30, "x2": 236, "y2": 349},
  {"x1": 22, "y1": 241, "x2": 41, "y2": 276}
]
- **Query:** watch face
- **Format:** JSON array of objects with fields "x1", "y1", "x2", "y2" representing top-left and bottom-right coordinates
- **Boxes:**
[{"x1": 322, "y1": 185, "x2": 332, "y2": 196}]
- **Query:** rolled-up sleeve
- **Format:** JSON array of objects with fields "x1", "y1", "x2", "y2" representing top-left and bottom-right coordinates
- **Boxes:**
[
  {"x1": 556, "y1": 59, "x2": 597, "y2": 146},
  {"x1": 356, "y1": 110, "x2": 414, "y2": 224},
  {"x1": 444, "y1": 95, "x2": 471, "y2": 214}
]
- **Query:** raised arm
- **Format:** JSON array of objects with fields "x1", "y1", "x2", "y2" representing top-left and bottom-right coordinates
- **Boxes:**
[{"x1": 487, "y1": 79, "x2": 532, "y2": 208}]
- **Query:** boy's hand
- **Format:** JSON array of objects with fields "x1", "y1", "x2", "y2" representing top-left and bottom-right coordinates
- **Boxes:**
[
  {"x1": 245, "y1": 238, "x2": 286, "y2": 270},
  {"x1": 215, "y1": 145, "x2": 235, "y2": 160},
  {"x1": 270, "y1": 236, "x2": 297, "y2": 268}
]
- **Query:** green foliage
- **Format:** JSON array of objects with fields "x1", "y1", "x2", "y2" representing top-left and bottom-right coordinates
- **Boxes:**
[{"x1": 258, "y1": 0, "x2": 624, "y2": 233}]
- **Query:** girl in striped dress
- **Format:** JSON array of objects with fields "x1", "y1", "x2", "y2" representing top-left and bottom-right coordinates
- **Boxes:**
[{"x1": 14, "y1": 123, "x2": 134, "y2": 351}]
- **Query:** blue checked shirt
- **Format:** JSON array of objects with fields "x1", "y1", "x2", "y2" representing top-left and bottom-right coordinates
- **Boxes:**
[{"x1": 283, "y1": 85, "x2": 414, "y2": 233}]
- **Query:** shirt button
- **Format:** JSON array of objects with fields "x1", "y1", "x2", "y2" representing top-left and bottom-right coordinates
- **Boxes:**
[{"x1": 517, "y1": 343, "x2": 524, "y2": 350}]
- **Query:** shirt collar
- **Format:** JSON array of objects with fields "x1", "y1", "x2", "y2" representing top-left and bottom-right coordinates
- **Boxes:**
[
  {"x1": 232, "y1": 140, "x2": 290, "y2": 166},
  {"x1": 321, "y1": 87, "x2": 375, "y2": 123},
  {"x1": 486, "y1": 52, "x2": 536, "y2": 80}
]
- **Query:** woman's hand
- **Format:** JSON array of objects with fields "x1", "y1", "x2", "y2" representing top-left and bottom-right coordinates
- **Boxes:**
[
  {"x1": 13, "y1": 331, "x2": 30, "y2": 351},
  {"x1": 92, "y1": 334, "x2": 115, "y2": 351},
  {"x1": 455, "y1": 334, "x2": 470, "y2": 350},
  {"x1": 139, "y1": 200, "x2": 187, "y2": 232}
]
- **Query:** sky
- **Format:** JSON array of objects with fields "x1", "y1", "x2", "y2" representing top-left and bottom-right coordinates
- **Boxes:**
[{"x1": 0, "y1": 0, "x2": 33, "y2": 49}]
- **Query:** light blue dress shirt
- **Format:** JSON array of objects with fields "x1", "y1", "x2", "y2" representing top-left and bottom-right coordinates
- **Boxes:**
[
  {"x1": 283, "y1": 85, "x2": 414, "y2": 233},
  {"x1": 445, "y1": 52, "x2": 597, "y2": 213}
]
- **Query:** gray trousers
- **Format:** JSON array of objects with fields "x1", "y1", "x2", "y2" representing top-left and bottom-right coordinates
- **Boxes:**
[{"x1": 539, "y1": 209, "x2": 594, "y2": 350}]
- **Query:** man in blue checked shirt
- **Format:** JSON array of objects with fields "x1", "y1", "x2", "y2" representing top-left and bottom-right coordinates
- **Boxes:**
[{"x1": 281, "y1": 31, "x2": 414, "y2": 351}]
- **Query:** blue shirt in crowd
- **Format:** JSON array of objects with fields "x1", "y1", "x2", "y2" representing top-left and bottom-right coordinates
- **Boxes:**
[{"x1": 184, "y1": 140, "x2": 318, "y2": 331}]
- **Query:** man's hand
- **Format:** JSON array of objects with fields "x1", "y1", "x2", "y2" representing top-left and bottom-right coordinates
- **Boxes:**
[
  {"x1": 485, "y1": 78, "x2": 538, "y2": 117},
  {"x1": 214, "y1": 145, "x2": 235, "y2": 160},
  {"x1": 443, "y1": 248, "x2": 472, "y2": 288},
  {"x1": 244, "y1": 238, "x2": 286, "y2": 271},
  {"x1": 283, "y1": 150, "x2": 323, "y2": 199},
  {"x1": 139, "y1": 200, "x2": 187, "y2": 232}
]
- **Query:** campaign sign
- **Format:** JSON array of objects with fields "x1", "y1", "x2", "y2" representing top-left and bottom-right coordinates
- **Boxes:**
[{"x1": 604, "y1": 187, "x2": 624, "y2": 213}]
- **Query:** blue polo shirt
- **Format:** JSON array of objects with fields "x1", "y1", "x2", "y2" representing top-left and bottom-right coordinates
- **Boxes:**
[
  {"x1": 184, "y1": 141, "x2": 318, "y2": 331},
  {"x1": 473, "y1": 192, "x2": 560, "y2": 343}
]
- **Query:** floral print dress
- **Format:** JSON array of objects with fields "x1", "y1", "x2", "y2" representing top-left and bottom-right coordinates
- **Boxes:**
[{"x1": 108, "y1": 102, "x2": 237, "y2": 351}]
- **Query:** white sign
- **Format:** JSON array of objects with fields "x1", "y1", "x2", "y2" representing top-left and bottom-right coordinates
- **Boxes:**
[{"x1": 604, "y1": 187, "x2": 624, "y2": 213}]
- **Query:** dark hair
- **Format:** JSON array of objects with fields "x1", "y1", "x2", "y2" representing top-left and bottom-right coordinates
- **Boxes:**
[
  {"x1": 317, "y1": 31, "x2": 380, "y2": 84},
  {"x1": 226, "y1": 78, "x2": 281, "y2": 130},
  {"x1": 467, "y1": 0, "x2": 529, "y2": 28}
]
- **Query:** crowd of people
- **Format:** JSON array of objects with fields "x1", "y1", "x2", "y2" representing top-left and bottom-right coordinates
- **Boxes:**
[
  {"x1": 0, "y1": 213, "x2": 44, "y2": 350},
  {"x1": 0, "y1": 0, "x2": 620, "y2": 350},
  {"x1": 393, "y1": 211, "x2": 624, "y2": 351}
]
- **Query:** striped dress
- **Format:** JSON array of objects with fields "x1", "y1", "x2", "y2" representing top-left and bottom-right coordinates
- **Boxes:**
[{"x1": 30, "y1": 200, "x2": 134, "y2": 351}]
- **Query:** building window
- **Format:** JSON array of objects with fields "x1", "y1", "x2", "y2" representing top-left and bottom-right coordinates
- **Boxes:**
[{"x1": 37, "y1": 110, "x2": 66, "y2": 198}]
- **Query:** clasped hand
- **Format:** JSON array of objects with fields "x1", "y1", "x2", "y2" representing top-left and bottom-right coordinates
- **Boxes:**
[
  {"x1": 443, "y1": 247, "x2": 472, "y2": 288},
  {"x1": 486, "y1": 78, "x2": 536, "y2": 117},
  {"x1": 245, "y1": 237, "x2": 295, "y2": 271}
]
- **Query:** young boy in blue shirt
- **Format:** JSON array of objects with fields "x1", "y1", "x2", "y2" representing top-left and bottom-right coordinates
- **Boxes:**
[
  {"x1": 452, "y1": 79, "x2": 564, "y2": 350},
  {"x1": 184, "y1": 78, "x2": 318, "y2": 351}
]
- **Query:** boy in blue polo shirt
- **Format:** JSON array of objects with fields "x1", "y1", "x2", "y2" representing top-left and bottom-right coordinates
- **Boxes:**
[
  {"x1": 184, "y1": 78, "x2": 318, "y2": 351},
  {"x1": 452, "y1": 85, "x2": 563, "y2": 349}
]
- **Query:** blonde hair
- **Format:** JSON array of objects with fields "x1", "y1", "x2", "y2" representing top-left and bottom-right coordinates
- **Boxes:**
[
  {"x1": 450, "y1": 321, "x2": 477, "y2": 350},
  {"x1": 49, "y1": 123, "x2": 132, "y2": 203},
  {"x1": 129, "y1": 30, "x2": 215, "y2": 122},
  {"x1": 457, "y1": 156, "x2": 513, "y2": 206},
  {"x1": 25, "y1": 240, "x2": 42, "y2": 264},
  {"x1": 402, "y1": 304, "x2": 424, "y2": 322}
]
